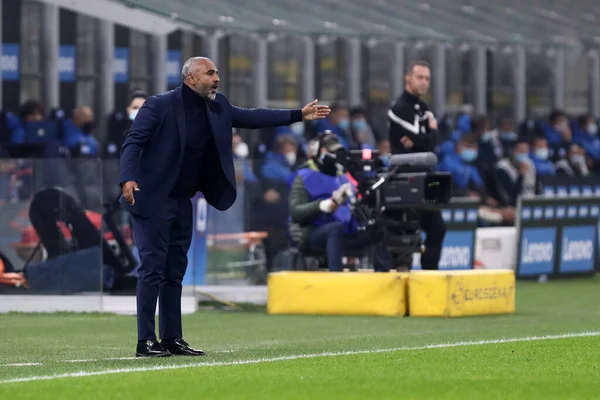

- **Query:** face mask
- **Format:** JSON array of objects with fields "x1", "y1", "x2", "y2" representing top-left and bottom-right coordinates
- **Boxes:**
[
  {"x1": 81, "y1": 122, "x2": 94, "y2": 134},
  {"x1": 234, "y1": 142, "x2": 249, "y2": 159},
  {"x1": 129, "y1": 110, "x2": 139, "y2": 121},
  {"x1": 534, "y1": 148, "x2": 549, "y2": 161},
  {"x1": 459, "y1": 148, "x2": 478, "y2": 163},
  {"x1": 514, "y1": 153, "x2": 529, "y2": 164},
  {"x1": 570, "y1": 154, "x2": 586, "y2": 165},
  {"x1": 318, "y1": 152, "x2": 341, "y2": 176},
  {"x1": 290, "y1": 122, "x2": 304, "y2": 136},
  {"x1": 481, "y1": 131, "x2": 494, "y2": 142},
  {"x1": 285, "y1": 152, "x2": 297, "y2": 166},
  {"x1": 352, "y1": 119, "x2": 367, "y2": 132},
  {"x1": 587, "y1": 123, "x2": 598, "y2": 135},
  {"x1": 500, "y1": 131, "x2": 518, "y2": 141},
  {"x1": 381, "y1": 154, "x2": 390, "y2": 167},
  {"x1": 555, "y1": 121, "x2": 568, "y2": 131},
  {"x1": 338, "y1": 119, "x2": 349, "y2": 130}
]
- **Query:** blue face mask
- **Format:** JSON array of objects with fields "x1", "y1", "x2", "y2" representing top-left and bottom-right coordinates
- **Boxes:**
[
  {"x1": 500, "y1": 131, "x2": 518, "y2": 141},
  {"x1": 352, "y1": 119, "x2": 367, "y2": 132},
  {"x1": 460, "y1": 148, "x2": 478, "y2": 163},
  {"x1": 129, "y1": 110, "x2": 139, "y2": 121},
  {"x1": 514, "y1": 153, "x2": 529, "y2": 164},
  {"x1": 481, "y1": 131, "x2": 494, "y2": 142},
  {"x1": 534, "y1": 148, "x2": 549, "y2": 161},
  {"x1": 338, "y1": 119, "x2": 349, "y2": 130}
]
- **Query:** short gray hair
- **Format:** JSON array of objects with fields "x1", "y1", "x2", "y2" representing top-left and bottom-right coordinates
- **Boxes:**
[{"x1": 181, "y1": 57, "x2": 211, "y2": 81}]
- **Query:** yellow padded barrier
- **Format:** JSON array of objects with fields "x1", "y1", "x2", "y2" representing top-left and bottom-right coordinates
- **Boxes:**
[
  {"x1": 408, "y1": 270, "x2": 516, "y2": 317},
  {"x1": 267, "y1": 271, "x2": 408, "y2": 317}
]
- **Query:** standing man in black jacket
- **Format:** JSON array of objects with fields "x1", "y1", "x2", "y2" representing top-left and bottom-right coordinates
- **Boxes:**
[{"x1": 387, "y1": 60, "x2": 446, "y2": 270}]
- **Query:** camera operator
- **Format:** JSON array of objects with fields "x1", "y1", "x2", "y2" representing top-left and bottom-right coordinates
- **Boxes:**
[
  {"x1": 387, "y1": 60, "x2": 446, "y2": 270},
  {"x1": 288, "y1": 133, "x2": 392, "y2": 272}
]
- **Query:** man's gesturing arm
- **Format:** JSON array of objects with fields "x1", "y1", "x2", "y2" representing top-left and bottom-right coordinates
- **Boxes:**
[
  {"x1": 231, "y1": 99, "x2": 330, "y2": 129},
  {"x1": 231, "y1": 106, "x2": 303, "y2": 129},
  {"x1": 119, "y1": 97, "x2": 159, "y2": 184}
]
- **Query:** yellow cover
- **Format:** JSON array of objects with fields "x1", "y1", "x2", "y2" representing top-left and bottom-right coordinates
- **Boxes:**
[
  {"x1": 267, "y1": 271, "x2": 408, "y2": 317},
  {"x1": 408, "y1": 270, "x2": 516, "y2": 317}
]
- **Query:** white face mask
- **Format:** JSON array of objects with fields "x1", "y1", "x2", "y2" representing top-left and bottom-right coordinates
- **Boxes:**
[
  {"x1": 285, "y1": 152, "x2": 297, "y2": 166},
  {"x1": 588, "y1": 123, "x2": 598, "y2": 135},
  {"x1": 129, "y1": 110, "x2": 139, "y2": 121},
  {"x1": 290, "y1": 122, "x2": 304, "y2": 136},
  {"x1": 234, "y1": 142, "x2": 249, "y2": 159}
]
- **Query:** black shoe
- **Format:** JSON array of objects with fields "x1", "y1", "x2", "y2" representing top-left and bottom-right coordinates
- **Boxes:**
[
  {"x1": 136, "y1": 339, "x2": 172, "y2": 358},
  {"x1": 161, "y1": 338, "x2": 206, "y2": 356}
]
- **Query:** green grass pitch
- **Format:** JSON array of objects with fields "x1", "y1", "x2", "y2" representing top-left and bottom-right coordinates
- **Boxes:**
[{"x1": 0, "y1": 277, "x2": 599, "y2": 399}]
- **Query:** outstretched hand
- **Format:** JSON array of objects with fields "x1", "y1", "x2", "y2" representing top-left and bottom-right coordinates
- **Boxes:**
[{"x1": 301, "y1": 99, "x2": 331, "y2": 121}]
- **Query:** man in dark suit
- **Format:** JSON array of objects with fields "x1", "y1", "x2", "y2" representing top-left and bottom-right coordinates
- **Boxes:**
[{"x1": 120, "y1": 57, "x2": 330, "y2": 357}]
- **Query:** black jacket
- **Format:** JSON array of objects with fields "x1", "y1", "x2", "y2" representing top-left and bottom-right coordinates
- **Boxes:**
[{"x1": 388, "y1": 90, "x2": 438, "y2": 154}]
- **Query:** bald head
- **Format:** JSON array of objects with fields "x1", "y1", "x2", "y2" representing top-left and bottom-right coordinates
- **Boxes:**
[
  {"x1": 73, "y1": 106, "x2": 94, "y2": 127},
  {"x1": 182, "y1": 57, "x2": 220, "y2": 100}
]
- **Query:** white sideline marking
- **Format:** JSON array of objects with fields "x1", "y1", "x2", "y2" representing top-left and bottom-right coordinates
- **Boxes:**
[
  {"x1": 0, "y1": 350, "x2": 237, "y2": 367},
  {"x1": 2, "y1": 363, "x2": 43, "y2": 367},
  {"x1": 1, "y1": 331, "x2": 598, "y2": 384}
]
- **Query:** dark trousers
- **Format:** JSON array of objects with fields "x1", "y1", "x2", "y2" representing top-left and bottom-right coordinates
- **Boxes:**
[
  {"x1": 130, "y1": 196, "x2": 193, "y2": 341},
  {"x1": 419, "y1": 209, "x2": 446, "y2": 270},
  {"x1": 308, "y1": 221, "x2": 391, "y2": 272}
]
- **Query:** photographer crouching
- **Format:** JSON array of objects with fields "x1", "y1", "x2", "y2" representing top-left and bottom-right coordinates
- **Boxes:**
[
  {"x1": 388, "y1": 60, "x2": 446, "y2": 270},
  {"x1": 288, "y1": 133, "x2": 392, "y2": 272}
]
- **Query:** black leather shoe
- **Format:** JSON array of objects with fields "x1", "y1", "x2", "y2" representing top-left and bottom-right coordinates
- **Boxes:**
[
  {"x1": 136, "y1": 339, "x2": 172, "y2": 358},
  {"x1": 161, "y1": 338, "x2": 206, "y2": 356}
]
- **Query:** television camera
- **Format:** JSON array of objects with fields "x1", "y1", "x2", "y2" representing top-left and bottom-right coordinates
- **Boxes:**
[{"x1": 343, "y1": 150, "x2": 452, "y2": 269}]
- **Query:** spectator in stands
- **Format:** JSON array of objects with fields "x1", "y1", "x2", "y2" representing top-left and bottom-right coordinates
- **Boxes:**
[
  {"x1": 574, "y1": 114, "x2": 600, "y2": 171},
  {"x1": 556, "y1": 143, "x2": 590, "y2": 177},
  {"x1": 3, "y1": 100, "x2": 46, "y2": 147},
  {"x1": 289, "y1": 121, "x2": 307, "y2": 151},
  {"x1": 259, "y1": 135, "x2": 298, "y2": 270},
  {"x1": 494, "y1": 115, "x2": 519, "y2": 156},
  {"x1": 495, "y1": 139, "x2": 541, "y2": 207},
  {"x1": 530, "y1": 135, "x2": 555, "y2": 177},
  {"x1": 314, "y1": 103, "x2": 355, "y2": 149},
  {"x1": 349, "y1": 107, "x2": 376, "y2": 150},
  {"x1": 438, "y1": 133, "x2": 488, "y2": 199},
  {"x1": 233, "y1": 132, "x2": 258, "y2": 183},
  {"x1": 63, "y1": 106, "x2": 98, "y2": 157},
  {"x1": 105, "y1": 90, "x2": 148, "y2": 158},
  {"x1": 377, "y1": 139, "x2": 391, "y2": 167},
  {"x1": 542, "y1": 110, "x2": 571, "y2": 158}
]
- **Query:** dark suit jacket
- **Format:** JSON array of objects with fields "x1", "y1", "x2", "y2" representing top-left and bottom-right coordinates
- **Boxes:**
[{"x1": 119, "y1": 86, "x2": 303, "y2": 217}]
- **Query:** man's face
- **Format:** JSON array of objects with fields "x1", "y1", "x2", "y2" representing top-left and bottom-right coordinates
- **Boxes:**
[
  {"x1": 73, "y1": 107, "x2": 94, "y2": 127},
  {"x1": 281, "y1": 142, "x2": 297, "y2": 155},
  {"x1": 188, "y1": 59, "x2": 220, "y2": 100},
  {"x1": 499, "y1": 118, "x2": 514, "y2": 132},
  {"x1": 126, "y1": 97, "x2": 146, "y2": 120},
  {"x1": 330, "y1": 108, "x2": 349, "y2": 127},
  {"x1": 406, "y1": 65, "x2": 431, "y2": 97},
  {"x1": 554, "y1": 116, "x2": 568, "y2": 130},
  {"x1": 378, "y1": 139, "x2": 391, "y2": 155},
  {"x1": 570, "y1": 145, "x2": 585, "y2": 158},
  {"x1": 25, "y1": 112, "x2": 43, "y2": 122},
  {"x1": 533, "y1": 138, "x2": 548, "y2": 152},
  {"x1": 514, "y1": 143, "x2": 529, "y2": 157},
  {"x1": 232, "y1": 134, "x2": 242, "y2": 149}
]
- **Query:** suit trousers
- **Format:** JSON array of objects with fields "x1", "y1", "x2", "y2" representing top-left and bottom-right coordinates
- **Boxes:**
[{"x1": 130, "y1": 196, "x2": 193, "y2": 341}]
